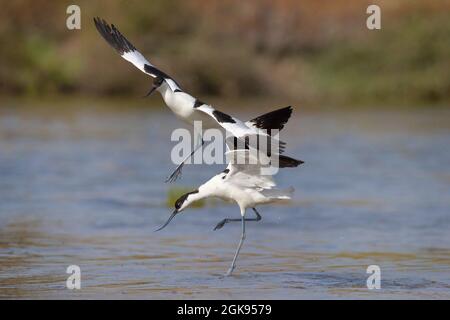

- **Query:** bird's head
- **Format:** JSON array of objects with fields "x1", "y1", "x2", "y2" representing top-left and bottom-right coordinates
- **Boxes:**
[
  {"x1": 155, "y1": 190, "x2": 199, "y2": 231},
  {"x1": 145, "y1": 76, "x2": 164, "y2": 97}
]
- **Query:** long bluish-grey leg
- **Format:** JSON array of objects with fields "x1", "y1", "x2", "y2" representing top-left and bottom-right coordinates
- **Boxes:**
[
  {"x1": 214, "y1": 207, "x2": 261, "y2": 230},
  {"x1": 166, "y1": 138, "x2": 205, "y2": 183},
  {"x1": 226, "y1": 215, "x2": 246, "y2": 276}
]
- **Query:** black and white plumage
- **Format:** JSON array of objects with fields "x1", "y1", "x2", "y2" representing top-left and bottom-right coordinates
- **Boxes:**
[
  {"x1": 156, "y1": 150, "x2": 294, "y2": 276},
  {"x1": 93, "y1": 18, "x2": 181, "y2": 90},
  {"x1": 246, "y1": 106, "x2": 292, "y2": 131},
  {"x1": 93, "y1": 17, "x2": 303, "y2": 181}
]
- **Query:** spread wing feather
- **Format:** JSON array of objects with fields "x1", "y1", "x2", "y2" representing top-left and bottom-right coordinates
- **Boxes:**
[{"x1": 93, "y1": 17, "x2": 181, "y2": 90}]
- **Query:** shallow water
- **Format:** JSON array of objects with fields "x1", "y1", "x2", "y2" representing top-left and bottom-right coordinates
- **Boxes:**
[{"x1": 0, "y1": 103, "x2": 449, "y2": 299}]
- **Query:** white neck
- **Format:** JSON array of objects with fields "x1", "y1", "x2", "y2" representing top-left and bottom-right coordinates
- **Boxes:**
[
  {"x1": 191, "y1": 189, "x2": 209, "y2": 203},
  {"x1": 156, "y1": 81, "x2": 172, "y2": 100}
]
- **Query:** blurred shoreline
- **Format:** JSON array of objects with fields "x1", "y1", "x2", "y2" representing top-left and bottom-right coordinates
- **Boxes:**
[
  {"x1": 1, "y1": 95, "x2": 449, "y2": 115},
  {"x1": 1, "y1": 1, "x2": 449, "y2": 108}
]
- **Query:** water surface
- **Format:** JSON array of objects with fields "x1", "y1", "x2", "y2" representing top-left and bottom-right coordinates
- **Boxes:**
[{"x1": 0, "y1": 103, "x2": 449, "y2": 299}]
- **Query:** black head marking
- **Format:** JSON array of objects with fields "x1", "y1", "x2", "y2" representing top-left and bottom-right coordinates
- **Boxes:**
[
  {"x1": 144, "y1": 64, "x2": 170, "y2": 80},
  {"x1": 175, "y1": 189, "x2": 199, "y2": 210},
  {"x1": 213, "y1": 110, "x2": 236, "y2": 123},
  {"x1": 153, "y1": 77, "x2": 163, "y2": 86},
  {"x1": 144, "y1": 64, "x2": 182, "y2": 89},
  {"x1": 174, "y1": 89, "x2": 183, "y2": 93}
]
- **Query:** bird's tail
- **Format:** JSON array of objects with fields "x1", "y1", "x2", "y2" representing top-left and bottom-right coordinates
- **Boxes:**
[
  {"x1": 262, "y1": 186, "x2": 295, "y2": 200},
  {"x1": 278, "y1": 155, "x2": 304, "y2": 168}
]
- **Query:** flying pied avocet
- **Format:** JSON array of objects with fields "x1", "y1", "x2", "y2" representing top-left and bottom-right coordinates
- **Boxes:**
[
  {"x1": 155, "y1": 149, "x2": 294, "y2": 276},
  {"x1": 93, "y1": 18, "x2": 303, "y2": 182}
]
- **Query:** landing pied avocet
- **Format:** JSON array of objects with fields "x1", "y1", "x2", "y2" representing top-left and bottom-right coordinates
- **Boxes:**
[{"x1": 155, "y1": 149, "x2": 294, "y2": 276}]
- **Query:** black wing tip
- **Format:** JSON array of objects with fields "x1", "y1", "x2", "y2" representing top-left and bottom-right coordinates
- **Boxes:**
[
  {"x1": 250, "y1": 106, "x2": 294, "y2": 130},
  {"x1": 93, "y1": 16, "x2": 136, "y2": 55},
  {"x1": 282, "y1": 105, "x2": 293, "y2": 113}
]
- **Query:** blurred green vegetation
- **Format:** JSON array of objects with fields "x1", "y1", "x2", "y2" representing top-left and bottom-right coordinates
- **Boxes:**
[{"x1": 0, "y1": 0, "x2": 449, "y2": 107}]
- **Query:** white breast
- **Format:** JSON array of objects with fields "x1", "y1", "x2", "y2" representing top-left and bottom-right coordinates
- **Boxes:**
[{"x1": 162, "y1": 90, "x2": 195, "y2": 122}]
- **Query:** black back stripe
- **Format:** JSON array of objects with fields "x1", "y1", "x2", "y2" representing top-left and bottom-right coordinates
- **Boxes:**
[
  {"x1": 213, "y1": 110, "x2": 236, "y2": 123},
  {"x1": 193, "y1": 99, "x2": 206, "y2": 108}
]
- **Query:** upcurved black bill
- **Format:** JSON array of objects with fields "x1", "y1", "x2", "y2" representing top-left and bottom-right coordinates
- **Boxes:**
[
  {"x1": 144, "y1": 85, "x2": 157, "y2": 98},
  {"x1": 155, "y1": 211, "x2": 177, "y2": 232}
]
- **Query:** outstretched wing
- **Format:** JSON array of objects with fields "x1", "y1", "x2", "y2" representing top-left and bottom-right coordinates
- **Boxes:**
[
  {"x1": 245, "y1": 106, "x2": 293, "y2": 131},
  {"x1": 194, "y1": 103, "x2": 285, "y2": 155},
  {"x1": 224, "y1": 150, "x2": 276, "y2": 189},
  {"x1": 224, "y1": 150, "x2": 294, "y2": 200},
  {"x1": 93, "y1": 17, "x2": 181, "y2": 91},
  {"x1": 195, "y1": 104, "x2": 253, "y2": 137}
]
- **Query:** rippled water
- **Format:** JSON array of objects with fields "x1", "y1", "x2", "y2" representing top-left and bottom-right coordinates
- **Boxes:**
[{"x1": 0, "y1": 102, "x2": 449, "y2": 299}]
